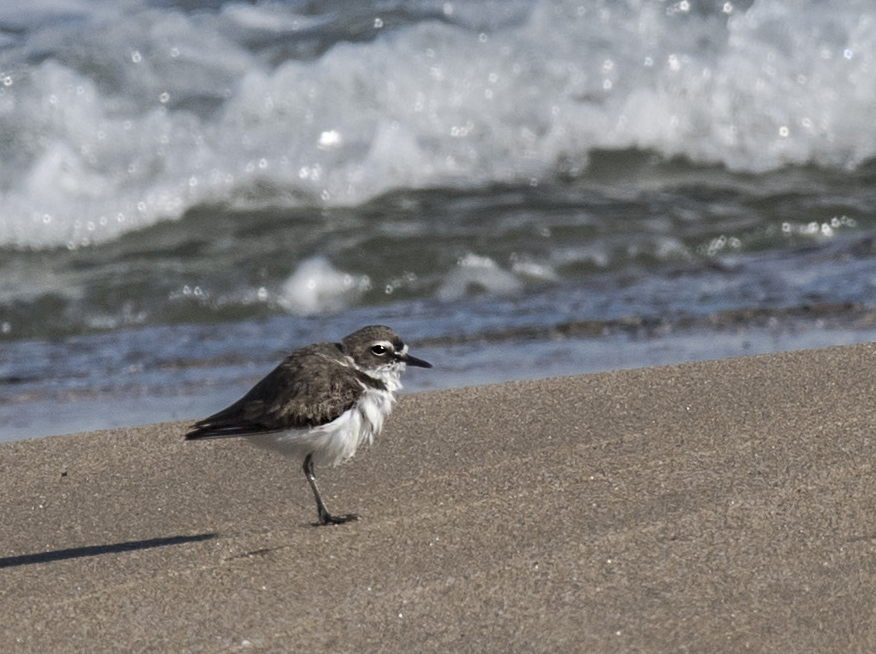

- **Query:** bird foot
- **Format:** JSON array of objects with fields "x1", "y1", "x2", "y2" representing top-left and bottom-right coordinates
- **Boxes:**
[{"x1": 314, "y1": 511, "x2": 359, "y2": 527}]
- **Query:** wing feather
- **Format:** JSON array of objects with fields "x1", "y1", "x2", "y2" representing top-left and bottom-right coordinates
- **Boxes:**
[{"x1": 185, "y1": 343, "x2": 384, "y2": 439}]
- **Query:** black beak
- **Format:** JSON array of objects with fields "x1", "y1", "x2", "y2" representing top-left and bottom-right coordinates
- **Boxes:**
[{"x1": 402, "y1": 352, "x2": 432, "y2": 368}]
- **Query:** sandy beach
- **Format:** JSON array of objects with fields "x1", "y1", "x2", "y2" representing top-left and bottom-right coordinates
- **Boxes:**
[{"x1": 2, "y1": 343, "x2": 876, "y2": 653}]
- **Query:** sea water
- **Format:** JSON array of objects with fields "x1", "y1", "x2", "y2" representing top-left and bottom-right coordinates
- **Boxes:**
[{"x1": 2, "y1": 0, "x2": 876, "y2": 440}]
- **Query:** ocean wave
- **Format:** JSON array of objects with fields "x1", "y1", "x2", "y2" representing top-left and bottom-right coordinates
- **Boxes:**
[{"x1": 1, "y1": 0, "x2": 874, "y2": 248}]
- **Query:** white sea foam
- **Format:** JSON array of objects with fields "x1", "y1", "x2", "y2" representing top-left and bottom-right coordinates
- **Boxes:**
[
  {"x1": 437, "y1": 253, "x2": 522, "y2": 300},
  {"x1": 0, "y1": 0, "x2": 874, "y2": 248},
  {"x1": 278, "y1": 256, "x2": 371, "y2": 315}
]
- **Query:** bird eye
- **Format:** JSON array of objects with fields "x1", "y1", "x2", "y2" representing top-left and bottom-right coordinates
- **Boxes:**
[{"x1": 371, "y1": 344, "x2": 388, "y2": 356}]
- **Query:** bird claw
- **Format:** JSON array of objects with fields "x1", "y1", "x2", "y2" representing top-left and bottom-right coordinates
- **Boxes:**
[{"x1": 314, "y1": 511, "x2": 359, "y2": 526}]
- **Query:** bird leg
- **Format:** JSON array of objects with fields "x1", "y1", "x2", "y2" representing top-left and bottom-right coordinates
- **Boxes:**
[{"x1": 302, "y1": 453, "x2": 358, "y2": 526}]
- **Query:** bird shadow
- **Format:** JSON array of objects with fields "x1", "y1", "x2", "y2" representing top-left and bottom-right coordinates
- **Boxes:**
[{"x1": 0, "y1": 532, "x2": 217, "y2": 569}]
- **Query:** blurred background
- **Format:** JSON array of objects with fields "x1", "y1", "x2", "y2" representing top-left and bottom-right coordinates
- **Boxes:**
[{"x1": 2, "y1": 0, "x2": 876, "y2": 441}]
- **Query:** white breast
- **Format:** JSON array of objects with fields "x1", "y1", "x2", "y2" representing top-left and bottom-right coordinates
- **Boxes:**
[{"x1": 248, "y1": 383, "x2": 398, "y2": 468}]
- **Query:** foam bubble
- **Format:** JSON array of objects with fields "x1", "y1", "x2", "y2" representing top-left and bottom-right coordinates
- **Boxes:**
[
  {"x1": 437, "y1": 253, "x2": 522, "y2": 300},
  {"x1": 278, "y1": 256, "x2": 371, "y2": 315}
]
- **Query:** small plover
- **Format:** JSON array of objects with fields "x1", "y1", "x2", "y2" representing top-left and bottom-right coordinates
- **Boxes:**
[{"x1": 186, "y1": 325, "x2": 431, "y2": 525}]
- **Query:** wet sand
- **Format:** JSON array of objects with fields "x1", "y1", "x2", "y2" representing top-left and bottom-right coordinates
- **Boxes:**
[{"x1": 2, "y1": 343, "x2": 876, "y2": 652}]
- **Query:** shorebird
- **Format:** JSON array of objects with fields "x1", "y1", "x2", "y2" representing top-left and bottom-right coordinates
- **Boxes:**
[{"x1": 186, "y1": 325, "x2": 432, "y2": 525}]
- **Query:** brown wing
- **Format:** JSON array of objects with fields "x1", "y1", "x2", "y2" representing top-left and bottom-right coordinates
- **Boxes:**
[{"x1": 185, "y1": 343, "x2": 383, "y2": 439}]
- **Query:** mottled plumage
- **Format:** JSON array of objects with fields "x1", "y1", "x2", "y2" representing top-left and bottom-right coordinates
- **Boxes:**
[
  {"x1": 186, "y1": 325, "x2": 431, "y2": 525},
  {"x1": 186, "y1": 342, "x2": 387, "y2": 435}
]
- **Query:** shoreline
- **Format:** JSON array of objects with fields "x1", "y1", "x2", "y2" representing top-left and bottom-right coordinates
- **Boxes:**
[
  {"x1": 3, "y1": 343, "x2": 876, "y2": 652},
  {"x1": 6, "y1": 319, "x2": 876, "y2": 445}
]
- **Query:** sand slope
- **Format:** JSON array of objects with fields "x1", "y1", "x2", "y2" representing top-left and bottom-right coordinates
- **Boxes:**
[{"x1": 2, "y1": 344, "x2": 876, "y2": 652}]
